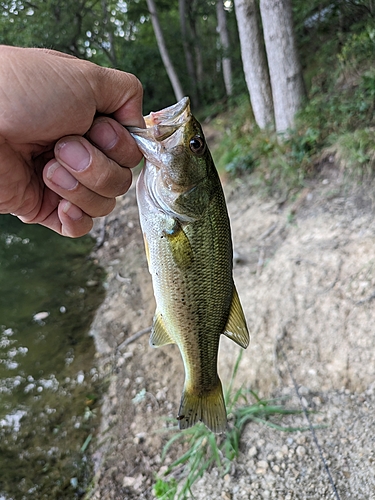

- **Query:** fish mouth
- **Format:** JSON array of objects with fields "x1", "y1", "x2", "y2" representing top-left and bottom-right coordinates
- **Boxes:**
[
  {"x1": 127, "y1": 97, "x2": 190, "y2": 149},
  {"x1": 143, "y1": 96, "x2": 190, "y2": 129}
]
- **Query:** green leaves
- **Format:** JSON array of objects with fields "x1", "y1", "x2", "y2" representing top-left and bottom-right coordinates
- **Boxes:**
[{"x1": 0, "y1": 1, "x2": 242, "y2": 113}]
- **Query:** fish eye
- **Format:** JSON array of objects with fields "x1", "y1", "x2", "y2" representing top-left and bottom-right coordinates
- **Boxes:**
[{"x1": 189, "y1": 135, "x2": 206, "y2": 156}]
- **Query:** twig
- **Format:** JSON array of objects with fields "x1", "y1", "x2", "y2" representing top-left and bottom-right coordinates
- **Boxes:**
[
  {"x1": 117, "y1": 326, "x2": 152, "y2": 351},
  {"x1": 289, "y1": 187, "x2": 310, "y2": 216},
  {"x1": 116, "y1": 272, "x2": 131, "y2": 284},
  {"x1": 318, "y1": 259, "x2": 343, "y2": 295},
  {"x1": 257, "y1": 222, "x2": 278, "y2": 241},
  {"x1": 256, "y1": 247, "x2": 265, "y2": 276},
  {"x1": 355, "y1": 289, "x2": 375, "y2": 306}
]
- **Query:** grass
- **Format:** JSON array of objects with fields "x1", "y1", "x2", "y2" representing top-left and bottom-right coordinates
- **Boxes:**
[{"x1": 153, "y1": 351, "x2": 308, "y2": 500}]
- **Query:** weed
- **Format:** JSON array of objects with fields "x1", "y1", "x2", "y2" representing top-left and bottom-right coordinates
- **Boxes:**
[
  {"x1": 154, "y1": 352, "x2": 306, "y2": 499},
  {"x1": 327, "y1": 128, "x2": 375, "y2": 178},
  {"x1": 153, "y1": 478, "x2": 178, "y2": 500}
]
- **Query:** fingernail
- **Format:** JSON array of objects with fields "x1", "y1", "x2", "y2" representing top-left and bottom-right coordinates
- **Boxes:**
[
  {"x1": 46, "y1": 162, "x2": 78, "y2": 190},
  {"x1": 61, "y1": 201, "x2": 83, "y2": 221},
  {"x1": 88, "y1": 122, "x2": 118, "y2": 150},
  {"x1": 57, "y1": 140, "x2": 91, "y2": 171}
]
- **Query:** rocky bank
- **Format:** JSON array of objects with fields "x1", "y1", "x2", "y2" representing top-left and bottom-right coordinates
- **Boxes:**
[{"x1": 86, "y1": 161, "x2": 375, "y2": 500}]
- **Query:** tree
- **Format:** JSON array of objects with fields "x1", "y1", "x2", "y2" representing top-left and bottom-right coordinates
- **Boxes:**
[
  {"x1": 260, "y1": 0, "x2": 306, "y2": 132},
  {"x1": 0, "y1": 0, "x2": 127, "y2": 61},
  {"x1": 216, "y1": 0, "x2": 233, "y2": 97},
  {"x1": 146, "y1": 0, "x2": 184, "y2": 102},
  {"x1": 179, "y1": 0, "x2": 199, "y2": 107},
  {"x1": 186, "y1": 0, "x2": 204, "y2": 100},
  {"x1": 233, "y1": 0, "x2": 274, "y2": 129}
]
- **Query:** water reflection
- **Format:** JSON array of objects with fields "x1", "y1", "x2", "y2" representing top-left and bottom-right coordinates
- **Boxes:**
[{"x1": 0, "y1": 215, "x2": 105, "y2": 499}]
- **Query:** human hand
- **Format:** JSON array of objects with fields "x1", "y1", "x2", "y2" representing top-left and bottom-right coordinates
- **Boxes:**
[{"x1": 0, "y1": 45, "x2": 144, "y2": 237}]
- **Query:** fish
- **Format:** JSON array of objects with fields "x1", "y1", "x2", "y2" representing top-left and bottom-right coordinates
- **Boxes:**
[{"x1": 128, "y1": 97, "x2": 249, "y2": 433}]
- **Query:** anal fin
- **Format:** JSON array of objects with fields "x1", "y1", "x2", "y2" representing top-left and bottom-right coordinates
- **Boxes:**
[
  {"x1": 223, "y1": 285, "x2": 250, "y2": 349},
  {"x1": 149, "y1": 310, "x2": 175, "y2": 348}
]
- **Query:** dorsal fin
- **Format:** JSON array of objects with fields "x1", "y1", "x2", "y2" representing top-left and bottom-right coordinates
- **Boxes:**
[
  {"x1": 223, "y1": 285, "x2": 250, "y2": 349},
  {"x1": 149, "y1": 310, "x2": 175, "y2": 348}
]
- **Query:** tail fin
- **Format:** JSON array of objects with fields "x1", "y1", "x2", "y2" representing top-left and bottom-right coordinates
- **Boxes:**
[{"x1": 177, "y1": 380, "x2": 227, "y2": 433}]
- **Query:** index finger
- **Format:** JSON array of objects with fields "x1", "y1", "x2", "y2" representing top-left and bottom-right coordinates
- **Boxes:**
[{"x1": 88, "y1": 66, "x2": 145, "y2": 128}]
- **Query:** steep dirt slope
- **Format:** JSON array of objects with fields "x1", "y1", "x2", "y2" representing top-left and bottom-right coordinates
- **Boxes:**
[{"x1": 87, "y1": 165, "x2": 375, "y2": 499}]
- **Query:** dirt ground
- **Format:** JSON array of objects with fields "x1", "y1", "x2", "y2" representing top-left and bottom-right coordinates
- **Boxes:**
[{"x1": 86, "y1": 159, "x2": 375, "y2": 500}]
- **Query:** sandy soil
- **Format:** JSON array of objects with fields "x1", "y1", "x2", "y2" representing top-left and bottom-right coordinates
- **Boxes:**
[{"x1": 86, "y1": 161, "x2": 375, "y2": 500}]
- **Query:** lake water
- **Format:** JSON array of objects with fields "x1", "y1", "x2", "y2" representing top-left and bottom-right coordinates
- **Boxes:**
[{"x1": 0, "y1": 215, "x2": 105, "y2": 499}]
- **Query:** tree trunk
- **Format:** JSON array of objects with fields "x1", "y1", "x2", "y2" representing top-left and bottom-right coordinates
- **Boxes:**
[
  {"x1": 259, "y1": 0, "x2": 306, "y2": 133},
  {"x1": 146, "y1": 0, "x2": 184, "y2": 102},
  {"x1": 216, "y1": 0, "x2": 233, "y2": 97},
  {"x1": 101, "y1": 0, "x2": 118, "y2": 67},
  {"x1": 187, "y1": 3, "x2": 204, "y2": 97},
  {"x1": 233, "y1": 0, "x2": 274, "y2": 129},
  {"x1": 179, "y1": 0, "x2": 199, "y2": 108}
]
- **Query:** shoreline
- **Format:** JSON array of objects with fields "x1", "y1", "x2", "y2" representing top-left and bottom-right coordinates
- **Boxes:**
[{"x1": 87, "y1": 172, "x2": 375, "y2": 499}]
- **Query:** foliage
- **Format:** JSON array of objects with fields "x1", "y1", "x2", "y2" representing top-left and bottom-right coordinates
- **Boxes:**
[
  {"x1": 0, "y1": 0, "x2": 244, "y2": 113},
  {"x1": 153, "y1": 351, "x2": 305, "y2": 499},
  {"x1": 153, "y1": 477, "x2": 178, "y2": 500},
  {"x1": 214, "y1": 4, "x2": 375, "y2": 189},
  {"x1": 328, "y1": 128, "x2": 375, "y2": 177}
]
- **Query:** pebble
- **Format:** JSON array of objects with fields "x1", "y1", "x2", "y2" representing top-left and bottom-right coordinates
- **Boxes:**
[
  {"x1": 296, "y1": 435, "x2": 306, "y2": 445},
  {"x1": 256, "y1": 460, "x2": 269, "y2": 474},
  {"x1": 275, "y1": 450, "x2": 284, "y2": 460},
  {"x1": 296, "y1": 445, "x2": 306, "y2": 457},
  {"x1": 248, "y1": 446, "x2": 258, "y2": 457},
  {"x1": 122, "y1": 476, "x2": 135, "y2": 487}
]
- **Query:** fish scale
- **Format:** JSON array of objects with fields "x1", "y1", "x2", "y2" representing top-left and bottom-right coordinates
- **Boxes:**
[{"x1": 128, "y1": 97, "x2": 249, "y2": 433}]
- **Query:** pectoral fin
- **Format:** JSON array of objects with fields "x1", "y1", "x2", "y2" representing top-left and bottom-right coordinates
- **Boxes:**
[
  {"x1": 223, "y1": 286, "x2": 250, "y2": 349},
  {"x1": 149, "y1": 311, "x2": 175, "y2": 348},
  {"x1": 163, "y1": 221, "x2": 193, "y2": 269},
  {"x1": 143, "y1": 233, "x2": 151, "y2": 271}
]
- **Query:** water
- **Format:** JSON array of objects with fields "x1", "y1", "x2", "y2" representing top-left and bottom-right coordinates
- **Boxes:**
[{"x1": 0, "y1": 215, "x2": 105, "y2": 499}]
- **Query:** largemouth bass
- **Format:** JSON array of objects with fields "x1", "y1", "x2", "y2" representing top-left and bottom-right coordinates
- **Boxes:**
[{"x1": 128, "y1": 97, "x2": 249, "y2": 433}]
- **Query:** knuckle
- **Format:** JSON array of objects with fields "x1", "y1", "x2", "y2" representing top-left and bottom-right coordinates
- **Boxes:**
[
  {"x1": 90, "y1": 197, "x2": 116, "y2": 218},
  {"x1": 83, "y1": 192, "x2": 116, "y2": 218},
  {"x1": 92, "y1": 162, "x2": 132, "y2": 197},
  {"x1": 132, "y1": 76, "x2": 144, "y2": 100}
]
